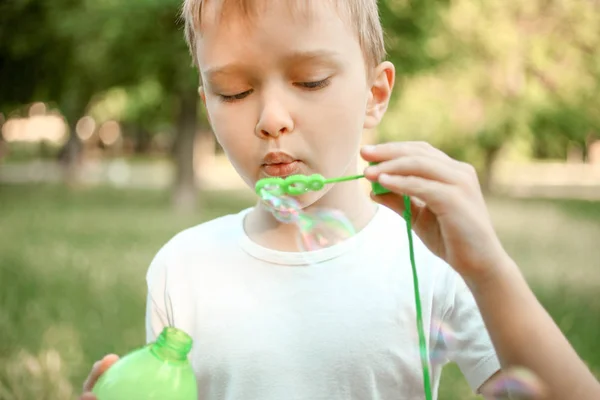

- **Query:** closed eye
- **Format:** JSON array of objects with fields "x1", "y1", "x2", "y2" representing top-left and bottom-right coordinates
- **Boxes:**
[
  {"x1": 295, "y1": 78, "x2": 331, "y2": 90},
  {"x1": 219, "y1": 90, "x2": 253, "y2": 103}
]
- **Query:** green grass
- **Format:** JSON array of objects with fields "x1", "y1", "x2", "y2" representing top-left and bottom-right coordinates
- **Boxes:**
[{"x1": 0, "y1": 183, "x2": 598, "y2": 399}]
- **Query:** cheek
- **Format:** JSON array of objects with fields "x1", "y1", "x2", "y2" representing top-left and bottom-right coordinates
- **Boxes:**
[
  {"x1": 206, "y1": 101, "x2": 259, "y2": 181},
  {"x1": 208, "y1": 101, "x2": 248, "y2": 149},
  {"x1": 303, "y1": 80, "x2": 368, "y2": 166},
  {"x1": 316, "y1": 75, "x2": 367, "y2": 133}
]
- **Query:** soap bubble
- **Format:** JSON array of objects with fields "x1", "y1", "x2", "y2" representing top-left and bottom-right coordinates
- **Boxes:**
[
  {"x1": 481, "y1": 367, "x2": 546, "y2": 400},
  {"x1": 429, "y1": 320, "x2": 456, "y2": 365},
  {"x1": 296, "y1": 208, "x2": 356, "y2": 251},
  {"x1": 259, "y1": 189, "x2": 302, "y2": 224},
  {"x1": 258, "y1": 188, "x2": 356, "y2": 251}
]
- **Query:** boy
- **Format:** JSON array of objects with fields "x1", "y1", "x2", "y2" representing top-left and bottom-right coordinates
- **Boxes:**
[{"x1": 82, "y1": 1, "x2": 600, "y2": 399}]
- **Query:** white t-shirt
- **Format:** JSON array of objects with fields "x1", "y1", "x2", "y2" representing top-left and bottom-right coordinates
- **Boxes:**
[{"x1": 145, "y1": 205, "x2": 500, "y2": 400}]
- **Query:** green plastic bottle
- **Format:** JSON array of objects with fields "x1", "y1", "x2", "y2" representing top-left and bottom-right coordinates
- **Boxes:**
[{"x1": 92, "y1": 327, "x2": 198, "y2": 400}]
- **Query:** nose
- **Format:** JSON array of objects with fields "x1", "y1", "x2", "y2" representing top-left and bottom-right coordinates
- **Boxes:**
[{"x1": 254, "y1": 93, "x2": 294, "y2": 139}]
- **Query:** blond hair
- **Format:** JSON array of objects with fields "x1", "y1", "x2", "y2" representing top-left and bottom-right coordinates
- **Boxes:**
[{"x1": 181, "y1": 0, "x2": 386, "y2": 70}]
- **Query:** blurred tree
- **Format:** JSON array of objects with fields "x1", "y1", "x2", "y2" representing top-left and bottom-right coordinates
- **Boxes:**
[
  {"x1": 90, "y1": 81, "x2": 169, "y2": 154},
  {"x1": 0, "y1": 0, "x2": 98, "y2": 181},
  {"x1": 54, "y1": 0, "x2": 204, "y2": 210},
  {"x1": 380, "y1": 0, "x2": 600, "y2": 192},
  {"x1": 0, "y1": 0, "x2": 71, "y2": 110},
  {"x1": 379, "y1": 0, "x2": 451, "y2": 77},
  {"x1": 1, "y1": 0, "x2": 207, "y2": 210}
]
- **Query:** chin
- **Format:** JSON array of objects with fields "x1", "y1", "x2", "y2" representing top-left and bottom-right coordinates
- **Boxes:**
[{"x1": 293, "y1": 188, "x2": 331, "y2": 211}]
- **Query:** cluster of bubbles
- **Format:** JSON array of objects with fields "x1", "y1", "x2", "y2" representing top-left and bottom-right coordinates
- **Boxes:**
[{"x1": 258, "y1": 186, "x2": 356, "y2": 252}]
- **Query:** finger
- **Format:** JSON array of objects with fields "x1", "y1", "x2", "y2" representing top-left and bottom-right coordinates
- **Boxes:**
[
  {"x1": 361, "y1": 141, "x2": 452, "y2": 163},
  {"x1": 377, "y1": 173, "x2": 459, "y2": 215},
  {"x1": 83, "y1": 354, "x2": 119, "y2": 391},
  {"x1": 98, "y1": 354, "x2": 119, "y2": 373},
  {"x1": 79, "y1": 393, "x2": 97, "y2": 400},
  {"x1": 364, "y1": 155, "x2": 464, "y2": 185},
  {"x1": 82, "y1": 361, "x2": 100, "y2": 392}
]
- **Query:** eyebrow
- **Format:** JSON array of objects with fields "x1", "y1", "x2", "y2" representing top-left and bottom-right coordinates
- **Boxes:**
[
  {"x1": 203, "y1": 50, "x2": 341, "y2": 82},
  {"x1": 283, "y1": 50, "x2": 341, "y2": 65}
]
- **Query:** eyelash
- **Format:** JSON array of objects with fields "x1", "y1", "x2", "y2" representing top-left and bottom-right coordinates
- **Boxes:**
[
  {"x1": 295, "y1": 78, "x2": 331, "y2": 90},
  {"x1": 219, "y1": 91, "x2": 253, "y2": 103},
  {"x1": 218, "y1": 78, "x2": 331, "y2": 103}
]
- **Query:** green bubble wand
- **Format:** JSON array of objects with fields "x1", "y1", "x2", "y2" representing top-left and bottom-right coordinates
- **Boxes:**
[{"x1": 254, "y1": 165, "x2": 433, "y2": 400}]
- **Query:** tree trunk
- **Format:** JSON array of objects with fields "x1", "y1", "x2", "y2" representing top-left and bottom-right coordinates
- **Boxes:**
[
  {"x1": 134, "y1": 125, "x2": 152, "y2": 154},
  {"x1": 171, "y1": 89, "x2": 199, "y2": 212},
  {"x1": 57, "y1": 84, "x2": 90, "y2": 188},
  {"x1": 480, "y1": 145, "x2": 501, "y2": 195},
  {"x1": 0, "y1": 116, "x2": 6, "y2": 161},
  {"x1": 57, "y1": 123, "x2": 83, "y2": 187},
  {"x1": 583, "y1": 131, "x2": 596, "y2": 163}
]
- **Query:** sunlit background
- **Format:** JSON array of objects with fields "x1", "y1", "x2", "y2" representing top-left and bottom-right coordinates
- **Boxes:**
[{"x1": 1, "y1": 0, "x2": 599, "y2": 399}]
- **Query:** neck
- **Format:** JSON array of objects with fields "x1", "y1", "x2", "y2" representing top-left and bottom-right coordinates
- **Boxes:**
[{"x1": 244, "y1": 165, "x2": 376, "y2": 253}]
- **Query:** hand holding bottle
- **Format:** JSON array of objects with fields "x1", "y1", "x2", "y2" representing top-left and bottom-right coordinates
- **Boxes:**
[
  {"x1": 80, "y1": 354, "x2": 120, "y2": 400},
  {"x1": 79, "y1": 327, "x2": 197, "y2": 400}
]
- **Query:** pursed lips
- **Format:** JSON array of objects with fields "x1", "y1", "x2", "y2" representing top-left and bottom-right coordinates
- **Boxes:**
[{"x1": 261, "y1": 152, "x2": 301, "y2": 177}]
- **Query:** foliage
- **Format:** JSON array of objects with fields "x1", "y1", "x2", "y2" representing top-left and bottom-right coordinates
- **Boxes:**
[{"x1": 380, "y1": 0, "x2": 600, "y2": 166}]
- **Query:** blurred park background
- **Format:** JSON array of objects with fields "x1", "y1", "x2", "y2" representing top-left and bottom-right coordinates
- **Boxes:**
[{"x1": 1, "y1": 0, "x2": 599, "y2": 399}]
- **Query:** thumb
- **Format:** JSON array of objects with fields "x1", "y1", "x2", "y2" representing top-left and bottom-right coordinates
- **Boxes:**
[
  {"x1": 83, "y1": 354, "x2": 120, "y2": 392},
  {"x1": 98, "y1": 354, "x2": 120, "y2": 374}
]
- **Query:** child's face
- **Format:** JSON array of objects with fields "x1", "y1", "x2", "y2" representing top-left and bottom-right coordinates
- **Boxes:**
[{"x1": 197, "y1": 1, "x2": 393, "y2": 207}]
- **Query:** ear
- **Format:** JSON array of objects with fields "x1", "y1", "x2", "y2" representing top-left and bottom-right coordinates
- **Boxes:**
[{"x1": 364, "y1": 61, "x2": 395, "y2": 129}]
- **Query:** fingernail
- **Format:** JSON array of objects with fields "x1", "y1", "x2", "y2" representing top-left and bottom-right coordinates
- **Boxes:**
[{"x1": 362, "y1": 145, "x2": 375, "y2": 152}]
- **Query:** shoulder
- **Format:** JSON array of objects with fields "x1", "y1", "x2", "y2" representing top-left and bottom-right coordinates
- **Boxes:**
[
  {"x1": 146, "y1": 208, "x2": 251, "y2": 284},
  {"x1": 165, "y1": 207, "x2": 250, "y2": 255}
]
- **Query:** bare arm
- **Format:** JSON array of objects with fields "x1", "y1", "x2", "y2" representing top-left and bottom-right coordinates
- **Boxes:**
[{"x1": 469, "y1": 254, "x2": 600, "y2": 400}]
